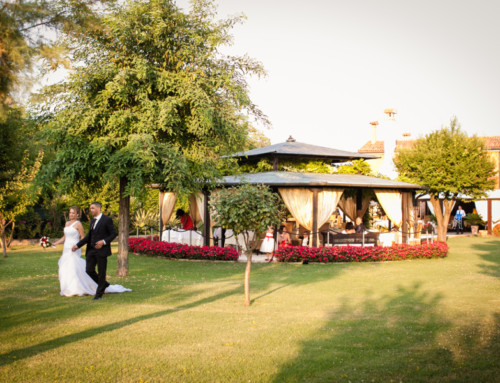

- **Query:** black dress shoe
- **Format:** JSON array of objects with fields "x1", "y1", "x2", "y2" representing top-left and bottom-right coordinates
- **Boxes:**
[{"x1": 93, "y1": 296, "x2": 102, "y2": 300}]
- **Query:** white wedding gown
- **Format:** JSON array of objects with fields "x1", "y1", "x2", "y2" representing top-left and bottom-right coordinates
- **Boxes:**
[{"x1": 58, "y1": 221, "x2": 131, "y2": 296}]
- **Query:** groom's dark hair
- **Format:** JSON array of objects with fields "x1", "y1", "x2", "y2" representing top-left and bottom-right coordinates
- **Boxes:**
[{"x1": 91, "y1": 202, "x2": 102, "y2": 210}]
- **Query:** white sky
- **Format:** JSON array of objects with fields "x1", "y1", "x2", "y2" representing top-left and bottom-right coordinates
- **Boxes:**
[{"x1": 177, "y1": 0, "x2": 500, "y2": 151}]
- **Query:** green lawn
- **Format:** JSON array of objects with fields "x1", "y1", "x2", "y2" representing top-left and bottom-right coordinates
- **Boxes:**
[{"x1": 1, "y1": 237, "x2": 500, "y2": 382}]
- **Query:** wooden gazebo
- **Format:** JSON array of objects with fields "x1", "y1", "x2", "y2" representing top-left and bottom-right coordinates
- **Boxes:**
[{"x1": 157, "y1": 138, "x2": 422, "y2": 247}]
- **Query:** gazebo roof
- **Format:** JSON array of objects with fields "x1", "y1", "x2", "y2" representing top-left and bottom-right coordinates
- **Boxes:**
[
  {"x1": 219, "y1": 171, "x2": 422, "y2": 190},
  {"x1": 227, "y1": 140, "x2": 378, "y2": 162}
]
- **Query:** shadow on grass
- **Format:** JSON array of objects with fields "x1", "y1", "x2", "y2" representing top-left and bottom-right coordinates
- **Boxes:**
[
  {"x1": 0, "y1": 285, "x2": 242, "y2": 367},
  {"x1": 471, "y1": 238, "x2": 500, "y2": 279},
  {"x1": 0, "y1": 252, "x2": 350, "y2": 365},
  {"x1": 272, "y1": 284, "x2": 500, "y2": 383}
]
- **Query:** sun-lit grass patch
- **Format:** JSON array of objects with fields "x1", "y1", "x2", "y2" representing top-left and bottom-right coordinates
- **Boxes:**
[{"x1": 1, "y1": 237, "x2": 500, "y2": 382}]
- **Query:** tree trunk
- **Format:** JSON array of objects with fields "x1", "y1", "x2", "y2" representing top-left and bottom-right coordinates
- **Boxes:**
[
  {"x1": 430, "y1": 196, "x2": 454, "y2": 242},
  {"x1": 117, "y1": 177, "x2": 130, "y2": 276},
  {"x1": 244, "y1": 250, "x2": 252, "y2": 306},
  {"x1": 1, "y1": 223, "x2": 9, "y2": 258},
  {"x1": 7, "y1": 222, "x2": 15, "y2": 247}
]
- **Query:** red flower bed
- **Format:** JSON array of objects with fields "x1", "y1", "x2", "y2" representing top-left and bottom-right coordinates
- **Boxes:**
[
  {"x1": 275, "y1": 242, "x2": 448, "y2": 263},
  {"x1": 128, "y1": 238, "x2": 239, "y2": 261}
]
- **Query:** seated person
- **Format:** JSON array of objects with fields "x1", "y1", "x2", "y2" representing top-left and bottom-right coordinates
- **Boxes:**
[
  {"x1": 278, "y1": 226, "x2": 291, "y2": 249},
  {"x1": 176, "y1": 209, "x2": 194, "y2": 230},
  {"x1": 355, "y1": 217, "x2": 367, "y2": 233},
  {"x1": 301, "y1": 232, "x2": 309, "y2": 246},
  {"x1": 342, "y1": 222, "x2": 356, "y2": 234}
]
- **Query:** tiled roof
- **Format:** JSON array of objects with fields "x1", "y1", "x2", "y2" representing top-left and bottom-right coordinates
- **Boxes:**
[
  {"x1": 358, "y1": 136, "x2": 500, "y2": 153},
  {"x1": 358, "y1": 141, "x2": 384, "y2": 153},
  {"x1": 483, "y1": 136, "x2": 500, "y2": 150}
]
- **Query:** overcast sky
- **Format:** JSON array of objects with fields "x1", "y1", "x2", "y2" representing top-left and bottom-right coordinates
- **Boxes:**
[{"x1": 177, "y1": 0, "x2": 500, "y2": 151}]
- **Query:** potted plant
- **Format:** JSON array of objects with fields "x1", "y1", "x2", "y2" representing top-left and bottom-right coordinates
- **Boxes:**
[{"x1": 463, "y1": 213, "x2": 485, "y2": 235}]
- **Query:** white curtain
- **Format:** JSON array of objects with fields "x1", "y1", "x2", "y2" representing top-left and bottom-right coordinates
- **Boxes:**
[
  {"x1": 161, "y1": 192, "x2": 177, "y2": 225},
  {"x1": 475, "y1": 200, "x2": 500, "y2": 225},
  {"x1": 375, "y1": 190, "x2": 402, "y2": 227},
  {"x1": 338, "y1": 196, "x2": 356, "y2": 221},
  {"x1": 317, "y1": 189, "x2": 344, "y2": 228},
  {"x1": 426, "y1": 201, "x2": 435, "y2": 215},
  {"x1": 189, "y1": 192, "x2": 205, "y2": 223},
  {"x1": 279, "y1": 188, "x2": 314, "y2": 230},
  {"x1": 338, "y1": 194, "x2": 372, "y2": 221},
  {"x1": 278, "y1": 188, "x2": 343, "y2": 233}
]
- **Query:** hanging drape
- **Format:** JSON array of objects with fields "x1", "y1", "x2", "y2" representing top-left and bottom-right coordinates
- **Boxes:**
[
  {"x1": 161, "y1": 192, "x2": 177, "y2": 225},
  {"x1": 278, "y1": 188, "x2": 343, "y2": 231},
  {"x1": 475, "y1": 200, "x2": 500, "y2": 225},
  {"x1": 338, "y1": 196, "x2": 356, "y2": 221},
  {"x1": 188, "y1": 192, "x2": 205, "y2": 223},
  {"x1": 426, "y1": 201, "x2": 435, "y2": 215},
  {"x1": 279, "y1": 188, "x2": 314, "y2": 230},
  {"x1": 375, "y1": 190, "x2": 402, "y2": 227},
  {"x1": 337, "y1": 193, "x2": 372, "y2": 221},
  {"x1": 317, "y1": 189, "x2": 344, "y2": 229}
]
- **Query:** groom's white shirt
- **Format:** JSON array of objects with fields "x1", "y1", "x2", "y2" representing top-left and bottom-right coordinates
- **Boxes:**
[{"x1": 93, "y1": 213, "x2": 106, "y2": 245}]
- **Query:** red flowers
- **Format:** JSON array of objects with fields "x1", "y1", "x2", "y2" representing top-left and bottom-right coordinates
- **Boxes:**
[
  {"x1": 128, "y1": 238, "x2": 239, "y2": 261},
  {"x1": 129, "y1": 238, "x2": 448, "y2": 264},
  {"x1": 274, "y1": 242, "x2": 448, "y2": 263}
]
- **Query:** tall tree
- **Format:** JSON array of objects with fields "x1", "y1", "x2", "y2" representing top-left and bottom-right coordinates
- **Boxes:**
[
  {"x1": 39, "y1": 0, "x2": 267, "y2": 275},
  {"x1": 209, "y1": 184, "x2": 286, "y2": 306},
  {"x1": 394, "y1": 117, "x2": 496, "y2": 242}
]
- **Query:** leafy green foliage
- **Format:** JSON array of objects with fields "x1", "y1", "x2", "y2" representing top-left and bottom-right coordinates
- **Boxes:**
[
  {"x1": 209, "y1": 184, "x2": 286, "y2": 251},
  {"x1": 0, "y1": 150, "x2": 43, "y2": 256},
  {"x1": 35, "y1": 0, "x2": 266, "y2": 274},
  {"x1": 0, "y1": 0, "x2": 113, "y2": 111},
  {"x1": 394, "y1": 118, "x2": 495, "y2": 199},
  {"x1": 335, "y1": 159, "x2": 372, "y2": 175},
  {"x1": 394, "y1": 117, "x2": 496, "y2": 241},
  {"x1": 238, "y1": 158, "x2": 372, "y2": 176},
  {"x1": 39, "y1": 0, "x2": 265, "y2": 196}
]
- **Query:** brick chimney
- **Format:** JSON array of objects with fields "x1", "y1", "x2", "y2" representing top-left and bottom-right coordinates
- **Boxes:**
[
  {"x1": 369, "y1": 121, "x2": 379, "y2": 144},
  {"x1": 384, "y1": 108, "x2": 397, "y2": 121}
]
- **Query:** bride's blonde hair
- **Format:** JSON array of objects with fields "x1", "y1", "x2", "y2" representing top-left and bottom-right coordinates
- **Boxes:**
[{"x1": 69, "y1": 206, "x2": 81, "y2": 219}]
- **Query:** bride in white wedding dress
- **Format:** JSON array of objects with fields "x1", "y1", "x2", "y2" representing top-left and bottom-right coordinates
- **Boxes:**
[{"x1": 53, "y1": 206, "x2": 131, "y2": 297}]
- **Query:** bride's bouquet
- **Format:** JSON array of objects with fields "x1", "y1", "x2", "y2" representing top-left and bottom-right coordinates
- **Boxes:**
[{"x1": 39, "y1": 236, "x2": 52, "y2": 249}]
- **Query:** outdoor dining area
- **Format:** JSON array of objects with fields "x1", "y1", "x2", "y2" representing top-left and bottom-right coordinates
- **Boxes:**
[{"x1": 153, "y1": 138, "x2": 426, "y2": 252}]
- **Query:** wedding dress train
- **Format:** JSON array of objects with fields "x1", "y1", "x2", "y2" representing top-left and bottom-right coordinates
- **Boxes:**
[{"x1": 58, "y1": 221, "x2": 131, "y2": 296}]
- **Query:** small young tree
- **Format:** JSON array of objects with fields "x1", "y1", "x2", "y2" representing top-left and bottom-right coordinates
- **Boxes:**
[
  {"x1": 394, "y1": 117, "x2": 496, "y2": 242},
  {"x1": 0, "y1": 151, "x2": 43, "y2": 257},
  {"x1": 210, "y1": 184, "x2": 286, "y2": 306}
]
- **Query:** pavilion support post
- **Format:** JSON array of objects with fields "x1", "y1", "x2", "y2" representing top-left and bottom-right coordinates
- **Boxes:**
[
  {"x1": 356, "y1": 188, "x2": 363, "y2": 218},
  {"x1": 203, "y1": 189, "x2": 211, "y2": 246},
  {"x1": 272, "y1": 155, "x2": 279, "y2": 171},
  {"x1": 487, "y1": 199, "x2": 492, "y2": 235},
  {"x1": 312, "y1": 188, "x2": 319, "y2": 247},
  {"x1": 402, "y1": 192, "x2": 410, "y2": 244},
  {"x1": 158, "y1": 190, "x2": 164, "y2": 241}
]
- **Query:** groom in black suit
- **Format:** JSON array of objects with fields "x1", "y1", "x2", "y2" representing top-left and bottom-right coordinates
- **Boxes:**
[{"x1": 73, "y1": 202, "x2": 117, "y2": 300}]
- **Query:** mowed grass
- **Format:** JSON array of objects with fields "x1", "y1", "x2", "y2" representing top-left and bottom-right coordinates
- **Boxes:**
[{"x1": 1, "y1": 237, "x2": 500, "y2": 382}]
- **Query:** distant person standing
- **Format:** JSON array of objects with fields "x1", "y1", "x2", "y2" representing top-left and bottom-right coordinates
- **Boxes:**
[{"x1": 455, "y1": 206, "x2": 466, "y2": 234}]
